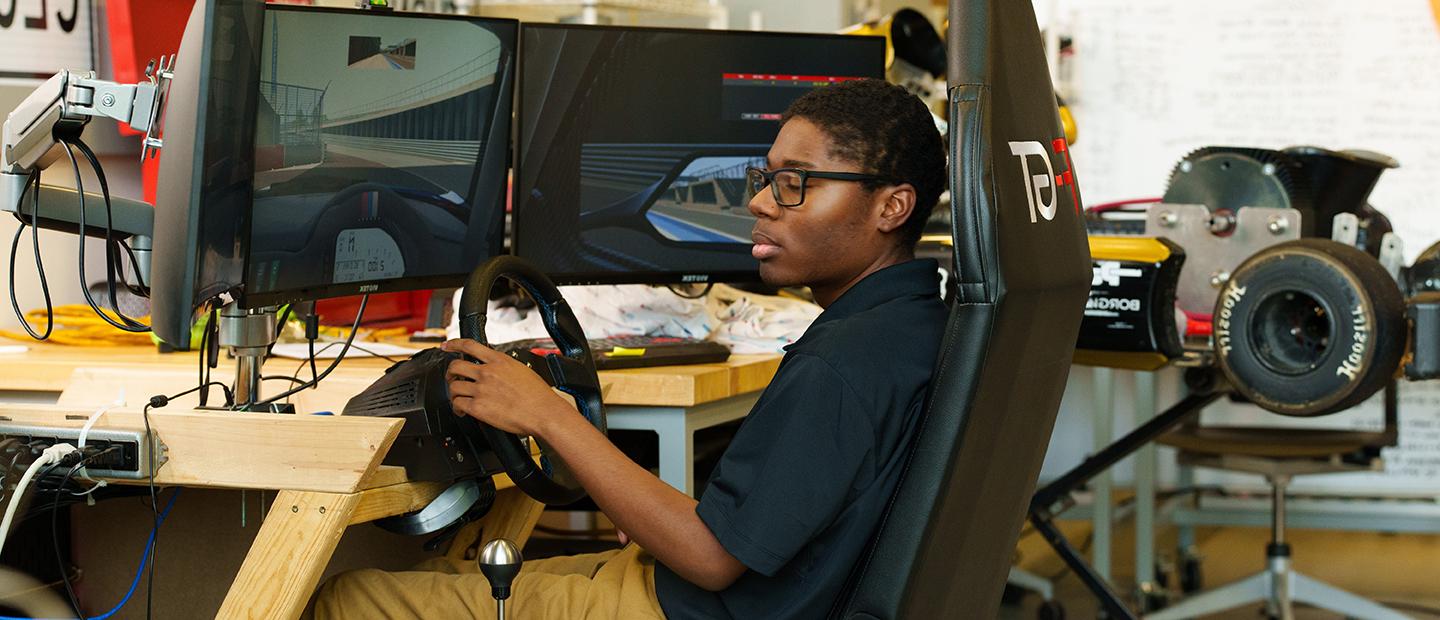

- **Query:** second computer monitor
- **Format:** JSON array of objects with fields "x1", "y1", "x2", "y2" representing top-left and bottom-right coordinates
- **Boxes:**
[{"x1": 513, "y1": 24, "x2": 886, "y2": 285}]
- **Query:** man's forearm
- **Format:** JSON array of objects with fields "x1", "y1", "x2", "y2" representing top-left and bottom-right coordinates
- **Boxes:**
[{"x1": 536, "y1": 410, "x2": 745, "y2": 590}]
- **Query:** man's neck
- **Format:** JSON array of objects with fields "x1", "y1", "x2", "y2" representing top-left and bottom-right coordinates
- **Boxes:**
[{"x1": 811, "y1": 247, "x2": 915, "y2": 308}]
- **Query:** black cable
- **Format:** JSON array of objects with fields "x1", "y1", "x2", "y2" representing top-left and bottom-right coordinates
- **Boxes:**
[
  {"x1": 261, "y1": 375, "x2": 307, "y2": 386},
  {"x1": 70, "y1": 137, "x2": 146, "y2": 330},
  {"x1": 197, "y1": 309, "x2": 225, "y2": 408},
  {"x1": 666, "y1": 282, "x2": 714, "y2": 299},
  {"x1": 58, "y1": 140, "x2": 147, "y2": 333},
  {"x1": 256, "y1": 294, "x2": 368, "y2": 406},
  {"x1": 308, "y1": 338, "x2": 318, "y2": 384},
  {"x1": 8, "y1": 170, "x2": 54, "y2": 340},
  {"x1": 197, "y1": 309, "x2": 210, "y2": 407},
  {"x1": 304, "y1": 309, "x2": 320, "y2": 384},
  {"x1": 53, "y1": 451, "x2": 111, "y2": 619},
  {"x1": 347, "y1": 342, "x2": 405, "y2": 364},
  {"x1": 264, "y1": 304, "x2": 294, "y2": 360},
  {"x1": 143, "y1": 398, "x2": 158, "y2": 620},
  {"x1": 115, "y1": 238, "x2": 149, "y2": 296},
  {"x1": 139, "y1": 385, "x2": 210, "y2": 620},
  {"x1": 283, "y1": 340, "x2": 400, "y2": 406}
]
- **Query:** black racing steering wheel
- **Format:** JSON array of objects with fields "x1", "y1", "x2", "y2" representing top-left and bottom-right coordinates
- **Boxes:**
[{"x1": 457, "y1": 255, "x2": 606, "y2": 506}]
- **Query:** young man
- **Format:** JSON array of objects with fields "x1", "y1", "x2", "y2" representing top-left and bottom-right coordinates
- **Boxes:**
[{"x1": 307, "y1": 78, "x2": 948, "y2": 619}]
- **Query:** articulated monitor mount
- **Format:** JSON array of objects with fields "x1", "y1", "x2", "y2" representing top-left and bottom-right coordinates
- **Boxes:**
[{"x1": 1, "y1": 60, "x2": 174, "y2": 285}]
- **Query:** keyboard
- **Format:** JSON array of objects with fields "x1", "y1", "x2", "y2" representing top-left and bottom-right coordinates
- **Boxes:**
[{"x1": 495, "y1": 335, "x2": 731, "y2": 370}]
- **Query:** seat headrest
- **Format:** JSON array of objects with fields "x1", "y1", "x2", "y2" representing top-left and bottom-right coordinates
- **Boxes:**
[{"x1": 947, "y1": 0, "x2": 1088, "y2": 305}]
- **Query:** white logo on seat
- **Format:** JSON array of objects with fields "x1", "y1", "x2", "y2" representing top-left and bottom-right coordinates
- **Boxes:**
[{"x1": 1009, "y1": 141, "x2": 1058, "y2": 223}]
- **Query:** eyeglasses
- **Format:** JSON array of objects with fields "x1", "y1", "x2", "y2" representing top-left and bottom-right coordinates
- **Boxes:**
[{"x1": 745, "y1": 166, "x2": 899, "y2": 208}]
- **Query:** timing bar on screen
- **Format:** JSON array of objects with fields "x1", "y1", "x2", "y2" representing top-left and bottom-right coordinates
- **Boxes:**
[{"x1": 721, "y1": 73, "x2": 868, "y2": 86}]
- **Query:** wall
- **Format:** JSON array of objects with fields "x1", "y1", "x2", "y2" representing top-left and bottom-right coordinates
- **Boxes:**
[
  {"x1": 724, "y1": 0, "x2": 846, "y2": 32},
  {"x1": 1040, "y1": 0, "x2": 1440, "y2": 495}
]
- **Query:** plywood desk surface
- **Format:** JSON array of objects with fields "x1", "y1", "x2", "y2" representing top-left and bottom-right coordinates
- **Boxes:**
[{"x1": 0, "y1": 339, "x2": 781, "y2": 407}]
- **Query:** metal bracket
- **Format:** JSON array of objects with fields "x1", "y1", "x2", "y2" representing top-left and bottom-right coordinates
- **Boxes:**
[
  {"x1": 1378, "y1": 232, "x2": 1405, "y2": 283},
  {"x1": 1331, "y1": 212, "x2": 1360, "y2": 248},
  {"x1": 1146, "y1": 204, "x2": 1301, "y2": 317}
]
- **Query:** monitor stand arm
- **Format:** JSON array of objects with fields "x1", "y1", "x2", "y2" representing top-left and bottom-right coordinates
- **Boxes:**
[
  {"x1": 218, "y1": 302, "x2": 279, "y2": 409},
  {"x1": 1, "y1": 170, "x2": 155, "y2": 287},
  {"x1": 2, "y1": 62, "x2": 173, "y2": 290}
]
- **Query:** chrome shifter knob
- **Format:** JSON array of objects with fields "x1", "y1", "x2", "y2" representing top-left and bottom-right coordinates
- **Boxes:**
[{"x1": 479, "y1": 538, "x2": 523, "y2": 620}]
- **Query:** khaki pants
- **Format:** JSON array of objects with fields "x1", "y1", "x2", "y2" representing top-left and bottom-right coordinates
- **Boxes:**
[{"x1": 305, "y1": 545, "x2": 664, "y2": 619}]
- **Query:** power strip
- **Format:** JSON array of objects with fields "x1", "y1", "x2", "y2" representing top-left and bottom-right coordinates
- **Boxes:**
[{"x1": 0, "y1": 424, "x2": 167, "y2": 480}]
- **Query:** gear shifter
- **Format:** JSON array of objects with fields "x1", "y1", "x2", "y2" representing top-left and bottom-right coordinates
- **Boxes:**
[{"x1": 479, "y1": 538, "x2": 522, "y2": 620}]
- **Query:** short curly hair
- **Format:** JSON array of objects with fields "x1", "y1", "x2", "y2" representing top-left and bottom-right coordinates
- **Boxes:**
[{"x1": 781, "y1": 79, "x2": 946, "y2": 249}]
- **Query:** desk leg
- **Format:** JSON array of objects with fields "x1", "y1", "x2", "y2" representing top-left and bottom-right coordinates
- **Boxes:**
[
  {"x1": 653, "y1": 413, "x2": 693, "y2": 496},
  {"x1": 1092, "y1": 367, "x2": 1114, "y2": 582},
  {"x1": 1135, "y1": 371, "x2": 1160, "y2": 606},
  {"x1": 446, "y1": 487, "x2": 544, "y2": 562},
  {"x1": 217, "y1": 490, "x2": 361, "y2": 620}
]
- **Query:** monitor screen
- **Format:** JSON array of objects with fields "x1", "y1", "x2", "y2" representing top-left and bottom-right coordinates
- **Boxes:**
[
  {"x1": 513, "y1": 25, "x2": 886, "y2": 285},
  {"x1": 243, "y1": 6, "x2": 516, "y2": 307}
]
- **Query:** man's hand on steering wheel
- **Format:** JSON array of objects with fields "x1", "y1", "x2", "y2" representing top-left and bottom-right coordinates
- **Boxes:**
[{"x1": 441, "y1": 338, "x2": 578, "y2": 438}]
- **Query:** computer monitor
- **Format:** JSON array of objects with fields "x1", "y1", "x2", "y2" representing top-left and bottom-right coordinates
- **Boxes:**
[
  {"x1": 149, "y1": 0, "x2": 265, "y2": 351},
  {"x1": 512, "y1": 24, "x2": 886, "y2": 285},
  {"x1": 243, "y1": 6, "x2": 517, "y2": 307}
]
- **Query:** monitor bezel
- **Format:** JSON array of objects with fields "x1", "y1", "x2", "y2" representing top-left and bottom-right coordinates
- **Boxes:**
[
  {"x1": 511, "y1": 22, "x2": 887, "y2": 287},
  {"x1": 240, "y1": 5, "x2": 519, "y2": 309}
]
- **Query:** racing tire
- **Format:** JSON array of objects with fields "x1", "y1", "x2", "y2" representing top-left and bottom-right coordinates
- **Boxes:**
[{"x1": 1212, "y1": 239, "x2": 1405, "y2": 417}]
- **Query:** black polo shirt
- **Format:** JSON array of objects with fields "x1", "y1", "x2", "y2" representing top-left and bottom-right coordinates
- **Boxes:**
[{"x1": 654, "y1": 259, "x2": 947, "y2": 619}]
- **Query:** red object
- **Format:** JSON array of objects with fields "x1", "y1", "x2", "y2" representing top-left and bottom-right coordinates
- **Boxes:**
[
  {"x1": 1085, "y1": 197, "x2": 1163, "y2": 214},
  {"x1": 721, "y1": 73, "x2": 866, "y2": 83},
  {"x1": 316, "y1": 291, "x2": 432, "y2": 331},
  {"x1": 1185, "y1": 318, "x2": 1213, "y2": 338},
  {"x1": 106, "y1": 0, "x2": 196, "y2": 204},
  {"x1": 529, "y1": 347, "x2": 562, "y2": 357},
  {"x1": 106, "y1": 0, "x2": 195, "y2": 136}
]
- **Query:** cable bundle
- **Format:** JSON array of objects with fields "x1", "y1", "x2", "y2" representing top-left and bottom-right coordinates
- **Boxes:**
[{"x1": 0, "y1": 305, "x2": 153, "y2": 346}]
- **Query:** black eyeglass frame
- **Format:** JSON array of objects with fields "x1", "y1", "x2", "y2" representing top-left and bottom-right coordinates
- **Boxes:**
[{"x1": 745, "y1": 166, "x2": 902, "y2": 207}]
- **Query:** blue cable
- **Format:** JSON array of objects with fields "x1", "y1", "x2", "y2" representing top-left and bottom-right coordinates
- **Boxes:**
[{"x1": 0, "y1": 488, "x2": 182, "y2": 620}]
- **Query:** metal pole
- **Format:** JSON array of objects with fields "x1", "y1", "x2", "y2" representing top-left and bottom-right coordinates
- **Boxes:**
[
  {"x1": 1134, "y1": 371, "x2": 1159, "y2": 600},
  {"x1": 1092, "y1": 367, "x2": 1114, "y2": 581}
]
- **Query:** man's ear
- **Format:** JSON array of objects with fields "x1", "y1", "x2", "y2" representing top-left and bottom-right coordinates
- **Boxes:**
[{"x1": 875, "y1": 183, "x2": 917, "y2": 234}]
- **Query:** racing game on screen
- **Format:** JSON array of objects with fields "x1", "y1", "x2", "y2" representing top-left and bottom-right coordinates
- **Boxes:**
[
  {"x1": 513, "y1": 25, "x2": 885, "y2": 283},
  {"x1": 247, "y1": 8, "x2": 514, "y2": 303}
]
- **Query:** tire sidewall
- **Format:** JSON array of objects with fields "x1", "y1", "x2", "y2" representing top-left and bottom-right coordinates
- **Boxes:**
[{"x1": 1214, "y1": 246, "x2": 1379, "y2": 416}]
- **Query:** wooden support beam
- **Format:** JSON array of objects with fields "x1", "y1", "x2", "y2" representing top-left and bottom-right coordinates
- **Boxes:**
[
  {"x1": 217, "y1": 490, "x2": 361, "y2": 620},
  {"x1": 0, "y1": 404, "x2": 401, "y2": 493}
]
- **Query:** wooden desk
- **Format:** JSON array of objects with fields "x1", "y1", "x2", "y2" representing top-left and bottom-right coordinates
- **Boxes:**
[
  {"x1": 0, "y1": 340, "x2": 781, "y2": 618},
  {"x1": 0, "y1": 340, "x2": 780, "y2": 408}
]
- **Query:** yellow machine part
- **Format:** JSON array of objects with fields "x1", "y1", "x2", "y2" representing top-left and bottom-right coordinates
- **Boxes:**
[
  {"x1": 1089, "y1": 235, "x2": 1173, "y2": 264},
  {"x1": 1073, "y1": 236, "x2": 1181, "y2": 371}
]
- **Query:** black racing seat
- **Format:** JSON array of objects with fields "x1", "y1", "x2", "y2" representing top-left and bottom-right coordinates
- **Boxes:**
[{"x1": 830, "y1": 0, "x2": 1091, "y2": 617}]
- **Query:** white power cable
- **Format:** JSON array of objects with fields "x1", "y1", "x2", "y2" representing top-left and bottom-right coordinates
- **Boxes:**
[
  {"x1": 76, "y1": 389, "x2": 124, "y2": 484},
  {"x1": 0, "y1": 443, "x2": 78, "y2": 557}
]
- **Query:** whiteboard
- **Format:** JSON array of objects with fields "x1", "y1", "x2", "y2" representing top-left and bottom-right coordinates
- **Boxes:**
[
  {"x1": 1060, "y1": 0, "x2": 1440, "y2": 495},
  {"x1": 1064, "y1": 0, "x2": 1440, "y2": 263}
]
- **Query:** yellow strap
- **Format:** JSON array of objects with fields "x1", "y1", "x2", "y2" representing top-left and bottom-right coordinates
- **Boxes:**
[{"x1": 606, "y1": 346, "x2": 647, "y2": 358}]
